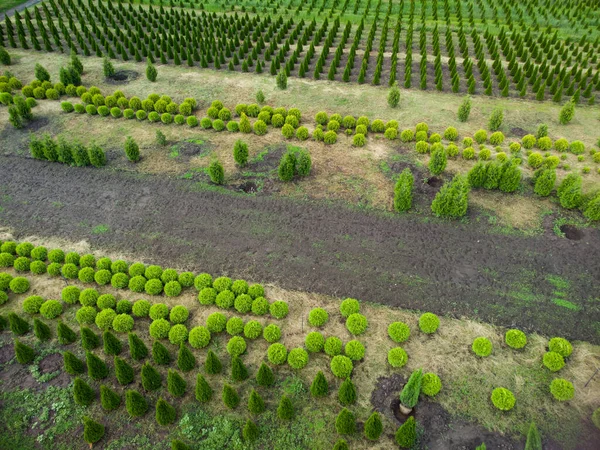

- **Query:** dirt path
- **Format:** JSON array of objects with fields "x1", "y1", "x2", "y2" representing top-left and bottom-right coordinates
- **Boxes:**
[{"x1": 1, "y1": 155, "x2": 599, "y2": 342}]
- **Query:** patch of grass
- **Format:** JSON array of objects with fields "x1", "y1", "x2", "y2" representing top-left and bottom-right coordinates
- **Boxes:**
[
  {"x1": 546, "y1": 274, "x2": 570, "y2": 290},
  {"x1": 92, "y1": 224, "x2": 110, "y2": 234},
  {"x1": 552, "y1": 298, "x2": 580, "y2": 311},
  {"x1": 249, "y1": 149, "x2": 270, "y2": 163}
]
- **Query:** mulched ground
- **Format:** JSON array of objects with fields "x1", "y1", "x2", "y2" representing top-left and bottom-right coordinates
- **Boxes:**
[{"x1": 1, "y1": 155, "x2": 599, "y2": 342}]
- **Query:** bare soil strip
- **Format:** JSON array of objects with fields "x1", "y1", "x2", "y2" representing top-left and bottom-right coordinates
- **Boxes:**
[{"x1": 1, "y1": 155, "x2": 599, "y2": 342}]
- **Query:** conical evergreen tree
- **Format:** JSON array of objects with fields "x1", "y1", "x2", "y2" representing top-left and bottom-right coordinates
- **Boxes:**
[
  {"x1": 310, "y1": 371, "x2": 329, "y2": 398},
  {"x1": 167, "y1": 369, "x2": 187, "y2": 397},
  {"x1": 395, "y1": 416, "x2": 416, "y2": 448},
  {"x1": 242, "y1": 419, "x2": 259, "y2": 442},
  {"x1": 177, "y1": 343, "x2": 196, "y2": 372},
  {"x1": 58, "y1": 321, "x2": 77, "y2": 344},
  {"x1": 277, "y1": 394, "x2": 293, "y2": 420},
  {"x1": 81, "y1": 326, "x2": 100, "y2": 350},
  {"x1": 9, "y1": 313, "x2": 29, "y2": 335},
  {"x1": 0, "y1": 315, "x2": 8, "y2": 332},
  {"x1": 156, "y1": 397, "x2": 177, "y2": 425},
  {"x1": 525, "y1": 422, "x2": 542, "y2": 450},
  {"x1": 248, "y1": 389, "x2": 265, "y2": 414},
  {"x1": 171, "y1": 440, "x2": 190, "y2": 450},
  {"x1": 63, "y1": 350, "x2": 84, "y2": 375},
  {"x1": 14, "y1": 339, "x2": 34, "y2": 364},
  {"x1": 103, "y1": 331, "x2": 122, "y2": 356},
  {"x1": 86, "y1": 351, "x2": 109, "y2": 379},
  {"x1": 73, "y1": 376, "x2": 95, "y2": 406},
  {"x1": 333, "y1": 440, "x2": 349, "y2": 450},
  {"x1": 100, "y1": 384, "x2": 121, "y2": 411},
  {"x1": 114, "y1": 356, "x2": 135, "y2": 385},
  {"x1": 128, "y1": 332, "x2": 148, "y2": 361},
  {"x1": 33, "y1": 318, "x2": 51, "y2": 341},
  {"x1": 141, "y1": 362, "x2": 162, "y2": 391},
  {"x1": 83, "y1": 416, "x2": 105, "y2": 445},
  {"x1": 126, "y1": 389, "x2": 148, "y2": 417},
  {"x1": 231, "y1": 355, "x2": 249, "y2": 381},
  {"x1": 205, "y1": 350, "x2": 222, "y2": 374},
  {"x1": 256, "y1": 362, "x2": 274, "y2": 386},
  {"x1": 152, "y1": 340, "x2": 172, "y2": 365},
  {"x1": 364, "y1": 411, "x2": 383, "y2": 440},
  {"x1": 400, "y1": 369, "x2": 423, "y2": 409},
  {"x1": 335, "y1": 408, "x2": 356, "y2": 434},
  {"x1": 195, "y1": 373, "x2": 213, "y2": 402},
  {"x1": 338, "y1": 378, "x2": 357, "y2": 405},
  {"x1": 222, "y1": 383, "x2": 240, "y2": 409}
]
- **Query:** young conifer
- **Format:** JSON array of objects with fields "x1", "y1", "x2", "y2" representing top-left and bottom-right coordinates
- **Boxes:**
[
  {"x1": 100, "y1": 384, "x2": 121, "y2": 411},
  {"x1": 114, "y1": 356, "x2": 135, "y2": 385},
  {"x1": 63, "y1": 350, "x2": 84, "y2": 375},
  {"x1": 195, "y1": 373, "x2": 213, "y2": 403}
]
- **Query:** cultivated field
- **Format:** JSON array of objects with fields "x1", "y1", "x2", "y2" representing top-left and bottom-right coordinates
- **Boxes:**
[{"x1": 0, "y1": 1, "x2": 599, "y2": 449}]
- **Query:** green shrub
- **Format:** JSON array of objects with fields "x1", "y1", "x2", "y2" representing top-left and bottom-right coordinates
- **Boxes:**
[
  {"x1": 371, "y1": 119, "x2": 385, "y2": 133},
  {"x1": 400, "y1": 369, "x2": 423, "y2": 409},
  {"x1": 305, "y1": 331, "x2": 325, "y2": 352},
  {"x1": 0, "y1": 290, "x2": 7, "y2": 305},
  {"x1": 23, "y1": 295, "x2": 44, "y2": 314},
  {"x1": 234, "y1": 294, "x2": 252, "y2": 313},
  {"x1": 97, "y1": 294, "x2": 117, "y2": 310},
  {"x1": 124, "y1": 136, "x2": 140, "y2": 162},
  {"x1": 194, "y1": 273, "x2": 212, "y2": 290},
  {"x1": 388, "y1": 322, "x2": 410, "y2": 343},
  {"x1": 287, "y1": 347, "x2": 309, "y2": 370},
  {"x1": 416, "y1": 141, "x2": 430, "y2": 154},
  {"x1": 385, "y1": 128, "x2": 398, "y2": 140},
  {"x1": 9, "y1": 276, "x2": 29, "y2": 294},
  {"x1": 76, "y1": 306, "x2": 97, "y2": 325},
  {"x1": 429, "y1": 133, "x2": 442, "y2": 144},
  {"x1": 419, "y1": 312, "x2": 440, "y2": 333},
  {"x1": 95, "y1": 309, "x2": 117, "y2": 331},
  {"x1": 387, "y1": 347, "x2": 408, "y2": 367},
  {"x1": 324, "y1": 336, "x2": 343, "y2": 356},
  {"x1": 570, "y1": 141, "x2": 585, "y2": 155},
  {"x1": 86, "y1": 350, "x2": 109, "y2": 379},
  {"x1": 395, "y1": 416, "x2": 416, "y2": 448},
  {"x1": 491, "y1": 387, "x2": 516, "y2": 411},
  {"x1": 103, "y1": 330, "x2": 122, "y2": 355},
  {"x1": 73, "y1": 377, "x2": 95, "y2": 406},
  {"x1": 429, "y1": 146, "x2": 447, "y2": 175},
  {"x1": 30, "y1": 246, "x2": 47, "y2": 261},
  {"x1": 472, "y1": 337, "x2": 493, "y2": 357},
  {"x1": 331, "y1": 355, "x2": 353, "y2": 378},
  {"x1": 270, "y1": 301, "x2": 289, "y2": 319},
  {"x1": 227, "y1": 317, "x2": 244, "y2": 336},
  {"x1": 188, "y1": 326, "x2": 211, "y2": 348},
  {"x1": 324, "y1": 130, "x2": 337, "y2": 145},
  {"x1": 206, "y1": 312, "x2": 227, "y2": 333},
  {"x1": 111, "y1": 273, "x2": 129, "y2": 289},
  {"x1": 0, "y1": 272, "x2": 12, "y2": 290},
  {"x1": 509, "y1": 142, "x2": 521, "y2": 153},
  {"x1": 187, "y1": 116, "x2": 198, "y2": 127},
  {"x1": 345, "y1": 340, "x2": 365, "y2": 360},
  {"x1": 13, "y1": 256, "x2": 30, "y2": 272},
  {"x1": 177, "y1": 344, "x2": 196, "y2": 373},
  {"x1": 522, "y1": 135, "x2": 536, "y2": 149},
  {"x1": 548, "y1": 337, "x2": 573, "y2": 357},
  {"x1": 346, "y1": 313, "x2": 368, "y2": 335},
  {"x1": 112, "y1": 314, "x2": 134, "y2": 333},
  {"x1": 98, "y1": 106, "x2": 110, "y2": 117},
  {"x1": 550, "y1": 378, "x2": 574, "y2": 401},
  {"x1": 222, "y1": 384, "x2": 240, "y2": 409},
  {"x1": 543, "y1": 351, "x2": 565, "y2": 372},
  {"x1": 40, "y1": 299, "x2": 63, "y2": 319},
  {"x1": 243, "y1": 320, "x2": 263, "y2": 339},
  {"x1": 308, "y1": 308, "x2": 329, "y2": 327},
  {"x1": 116, "y1": 300, "x2": 132, "y2": 314},
  {"x1": 131, "y1": 300, "x2": 150, "y2": 318},
  {"x1": 126, "y1": 390, "x2": 148, "y2": 417},
  {"x1": 149, "y1": 319, "x2": 171, "y2": 340},
  {"x1": 145, "y1": 279, "x2": 163, "y2": 295},
  {"x1": 339, "y1": 298, "x2": 360, "y2": 317},
  {"x1": 169, "y1": 305, "x2": 189, "y2": 324},
  {"x1": 268, "y1": 343, "x2": 288, "y2": 365},
  {"x1": 444, "y1": 127, "x2": 458, "y2": 141},
  {"x1": 61, "y1": 263, "x2": 78, "y2": 279},
  {"x1": 215, "y1": 290, "x2": 235, "y2": 309},
  {"x1": 168, "y1": 324, "x2": 188, "y2": 345},
  {"x1": 8, "y1": 313, "x2": 30, "y2": 335},
  {"x1": 462, "y1": 147, "x2": 475, "y2": 160},
  {"x1": 263, "y1": 324, "x2": 281, "y2": 343},
  {"x1": 128, "y1": 333, "x2": 148, "y2": 361},
  {"x1": 141, "y1": 362, "x2": 162, "y2": 391},
  {"x1": 489, "y1": 132, "x2": 505, "y2": 146},
  {"x1": 537, "y1": 136, "x2": 552, "y2": 150},
  {"x1": 505, "y1": 329, "x2": 527, "y2": 349},
  {"x1": 47, "y1": 263, "x2": 62, "y2": 277},
  {"x1": 478, "y1": 148, "x2": 491, "y2": 161},
  {"x1": 94, "y1": 270, "x2": 112, "y2": 285},
  {"x1": 310, "y1": 371, "x2": 329, "y2": 397},
  {"x1": 421, "y1": 372, "x2": 442, "y2": 396},
  {"x1": 534, "y1": 169, "x2": 556, "y2": 196},
  {"x1": 474, "y1": 129, "x2": 487, "y2": 144},
  {"x1": 198, "y1": 287, "x2": 217, "y2": 305}
]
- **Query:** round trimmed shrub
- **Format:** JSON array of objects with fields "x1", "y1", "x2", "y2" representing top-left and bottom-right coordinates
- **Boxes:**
[
  {"x1": 401, "y1": 129, "x2": 414, "y2": 142},
  {"x1": 344, "y1": 340, "x2": 365, "y2": 360},
  {"x1": 213, "y1": 277, "x2": 232, "y2": 292},
  {"x1": 212, "y1": 119, "x2": 225, "y2": 131},
  {"x1": 124, "y1": 109, "x2": 135, "y2": 119},
  {"x1": 178, "y1": 272, "x2": 194, "y2": 288},
  {"x1": 462, "y1": 147, "x2": 475, "y2": 159},
  {"x1": 416, "y1": 131, "x2": 428, "y2": 142},
  {"x1": 340, "y1": 298, "x2": 360, "y2": 317},
  {"x1": 145, "y1": 279, "x2": 163, "y2": 296},
  {"x1": 0, "y1": 253, "x2": 15, "y2": 268},
  {"x1": 187, "y1": 116, "x2": 198, "y2": 127},
  {"x1": 296, "y1": 126, "x2": 309, "y2": 140},
  {"x1": 194, "y1": 273, "x2": 212, "y2": 290},
  {"x1": 215, "y1": 290, "x2": 235, "y2": 309},
  {"x1": 267, "y1": 343, "x2": 287, "y2": 365},
  {"x1": 0, "y1": 272, "x2": 12, "y2": 290},
  {"x1": 77, "y1": 267, "x2": 94, "y2": 282},
  {"x1": 13, "y1": 257, "x2": 30, "y2": 272},
  {"x1": 95, "y1": 308, "x2": 117, "y2": 331},
  {"x1": 537, "y1": 136, "x2": 552, "y2": 150},
  {"x1": 491, "y1": 388, "x2": 516, "y2": 411},
  {"x1": 132, "y1": 299, "x2": 151, "y2": 317},
  {"x1": 149, "y1": 318, "x2": 171, "y2": 339},
  {"x1": 96, "y1": 257, "x2": 111, "y2": 270},
  {"x1": 356, "y1": 124, "x2": 368, "y2": 135},
  {"x1": 79, "y1": 289, "x2": 99, "y2": 307},
  {"x1": 111, "y1": 107, "x2": 122, "y2": 118},
  {"x1": 112, "y1": 314, "x2": 134, "y2": 333},
  {"x1": 116, "y1": 300, "x2": 132, "y2": 314},
  {"x1": 129, "y1": 276, "x2": 147, "y2": 293},
  {"x1": 308, "y1": 308, "x2": 329, "y2": 327},
  {"x1": 206, "y1": 312, "x2": 227, "y2": 333},
  {"x1": 252, "y1": 297, "x2": 269, "y2": 315},
  {"x1": 509, "y1": 142, "x2": 521, "y2": 153},
  {"x1": 548, "y1": 337, "x2": 573, "y2": 357},
  {"x1": 15, "y1": 242, "x2": 33, "y2": 257},
  {"x1": 0, "y1": 290, "x2": 6, "y2": 305},
  {"x1": 331, "y1": 355, "x2": 353, "y2": 378},
  {"x1": 324, "y1": 131, "x2": 337, "y2": 145},
  {"x1": 169, "y1": 305, "x2": 189, "y2": 324},
  {"x1": 315, "y1": 111, "x2": 328, "y2": 124},
  {"x1": 97, "y1": 294, "x2": 117, "y2": 310},
  {"x1": 30, "y1": 246, "x2": 47, "y2": 261},
  {"x1": 98, "y1": 106, "x2": 110, "y2": 117},
  {"x1": 244, "y1": 320, "x2": 263, "y2": 339},
  {"x1": 94, "y1": 269, "x2": 112, "y2": 285},
  {"x1": 446, "y1": 144, "x2": 459, "y2": 158},
  {"x1": 416, "y1": 141, "x2": 430, "y2": 154},
  {"x1": 253, "y1": 120, "x2": 267, "y2": 135},
  {"x1": 418, "y1": 313, "x2": 439, "y2": 334},
  {"x1": 226, "y1": 120, "x2": 238, "y2": 131},
  {"x1": 164, "y1": 281, "x2": 182, "y2": 297},
  {"x1": 553, "y1": 138, "x2": 569, "y2": 152},
  {"x1": 371, "y1": 119, "x2": 385, "y2": 133},
  {"x1": 287, "y1": 348, "x2": 309, "y2": 370},
  {"x1": 168, "y1": 324, "x2": 189, "y2": 345},
  {"x1": 149, "y1": 112, "x2": 160, "y2": 122},
  {"x1": 47, "y1": 263, "x2": 62, "y2": 276},
  {"x1": 543, "y1": 352, "x2": 565, "y2": 372},
  {"x1": 198, "y1": 287, "x2": 217, "y2": 305},
  {"x1": 444, "y1": 127, "x2": 458, "y2": 141},
  {"x1": 149, "y1": 303, "x2": 169, "y2": 320},
  {"x1": 387, "y1": 347, "x2": 408, "y2": 368},
  {"x1": 281, "y1": 124, "x2": 294, "y2": 139},
  {"x1": 23, "y1": 295, "x2": 45, "y2": 314},
  {"x1": 522, "y1": 135, "x2": 536, "y2": 149},
  {"x1": 189, "y1": 326, "x2": 211, "y2": 348},
  {"x1": 489, "y1": 132, "x2": 505, "y2": 145},
  {"x1": 505, "y1": 329, "x2": 527, "y2": 349},
  {"x1": 353, "y1": 133, "x2": 366, "y2": 147},
  {"x1": 227, "y1": 336, "x2": 247, "y2": 356},
  {"x1": 137, "y1": 110, "x2": 148, "y2": 120},
  {"x1": 324, "y1": 337, "x2": 343, "y2": 356},
  {"x1": 346, "y1": 313, "x2": 368, "y2": 335},
  {"x1": 231, "y1": 279, "x2": 248, "y2": 296},
  {"x1": 305, "y1": 331, "x2": 325, "y2": 353},
  {"x1": 61, "y1": 263, "x2": 78, "y2": 279},
  {"x1": 9, "y1": 277, "x2": 30, "y2": 294},
  {"x1": 429, "y1": 133, "x2": 441, "y2": 144},
  {"x1": 388, "y1": 322, "x2": 410, "y2": 343},
  {"x1": 227, "y1": 317, "x2": 244, "y2": 336},
  {"x1": 550, "y1": 378, "x2": 574, "y2": 401},
  {"x1": 111, "y1": 273, "x2": 129, "y2": 289},
  {"x1": 478, "y1": 148, "x2": 491, "y2": 161},
  {"x1": 263, "y1": 324, "x2": 281, "y2": 343},
  {"x1": 415, "y1": 122, "x2": 428, "y2": 133},
  {"x1": 270, "y1": 301, "x2": 289, "y2": 319},
  {"x1": 472, "y1": 337, "x2": 493, "y2": 357},
  {"x1": 474, "y1": 129, "x2": 487, "y2": 144},
  {"x1": 421, "y1": 373, "x2": 442, "y2": 396},
  {"x1": 234, "y1": 294, "x2": 252, "y2": 313},
  {"x1": 76, "y1": 306, "x2": 97, "y2": 325}
]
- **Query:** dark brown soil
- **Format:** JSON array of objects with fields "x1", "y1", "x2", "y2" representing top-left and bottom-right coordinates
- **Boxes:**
[
  {"x1": 1, "y1": 155, "x2": 599, "y2": 342},
  {"x1": 561, "y1": 225, "x2": 584, "y2": 241},
  {"x1": 106, "y1": 70, "x2": 140, "y2": 85}
]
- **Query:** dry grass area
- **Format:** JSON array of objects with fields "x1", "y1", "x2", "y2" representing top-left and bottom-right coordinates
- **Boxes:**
[{"x1": 1, "y1": 230, "x2": 599, "y2": 447}]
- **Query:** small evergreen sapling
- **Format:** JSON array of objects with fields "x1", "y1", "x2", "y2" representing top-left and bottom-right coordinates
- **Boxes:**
[
  {"x1": 208, "y1": 160, "x2": 225, "y2": 184},
  {"x1": 146, "y1": 62, "x2": 158, "y2": 82},
  {"x1": 124, "y1": 136, "x2": 140, "y2": 162},
  {"x1": 310, "y1": 371, "x2": 329, "y2": 397},
  {"x1": 429, "y1": 147, "x2": 447, "y2": 175},
  {"x1": 167, "y1": 369, "x2": 187, "y2": 397},
  {"x1": 81, "y1": 327, "x2": 100, "y2": 350},
  {"x1": 488, "y1": 108, "x2": 504, "y2": 131},
  {"x1": 395, "y1": 416, "x2": 416, "y2": 448},
  {"x1": 457, "y1": 96, "x2": 471, "y2": 122},
  {"x1": 335, "y1": 408, "x2": 356, "y2": 434},
  {"x1": 394, "y1": 168, "x2": 414, "y2": 212},
  {"x1": 256, "y1": 362, "x2": 275, "y2": 386},
  {"x1": 86, "y1": 351, "x2": 109, "y2": 379},
  {"x1": 338, "y1": 377, "x2": 357, "y2": 405},
  {"x1": 156, "y1": 397, "x2": 177, "y2": 426},
  {"x1": 525, "y1": 422, "x2": 542, "y2": 450},
  {"x1": 222, "y1": 384, "x2": 240, "y2": 409},
  {"x1": 231, "y1": 355, "x2": 249, "y2": 381},
  {"x1": 333, "y1": 440, "x2": 349, "y2": 450},
  {"x1": 8, "y1": 312, "x2": 29, "y2": 335},
  {"x1": 388, "y1": 82, "x2": 400, "y2": 108},
  {"x1": 205, "y1": 350, "x2": 222, "y2": 374},
  {"x1": 233, "y1": 140, "x2": 249, "y2": 167},
  {"x1": 63, "y1": 351, "x2": 84, "y2": 375},
  {"x1": 103, "y1": 330, "x2": 122, "y2": 356},
  {"x1": 14, "y1": 339, "x2": 34, "y2": 364},
  {"x1": 100, "y1": 385, "x2": 121, "y2": 411},
  {"x1": 171, "y1": 440, "x2": 190, "y2": 450},
  {"x1": 128, "y1": 332, "x2": 148, "y2": 361},
  {"x1": 243, "y1": 419, "x2": 259, "y2": 442},
  {"x1": 177, "y1": 343, "x2": 196, "y2": 372},
  {"x1": 248, "y1": 389, "x2": 265, "y2": 414},
  {"x1": 114, "y1": 356, "x2": 134, "y2": 385},
  {"x1": 126, "y1": 390, "x2": 148, "y2": 417},
  {"x1": 73, "y1": 376, "x2": 95, "y2": 406},
  {"x1": 83, "y1": 416, "x2": 105, "y2": 445},
  {"x1": 399, "y1": 369, "x2": 423, "y2": 411},
  {"x1": 152, "y1": 340, "x2": 172, "y2": 365},
  {"x1": 141, "y1": 362, "x2": 162, "y2": 391},
  {"x1": 33, "y1": 318, "x2": 51, "y2": 341},
  {"x1": 195, "y1": 374, "x2": 213, "y2": 402},
  {"x1": 364, "y1": 411, "x2": 383, "y2": 440},
  {"x1": 277, "y1": 395, "x2": 293, "y2": 420}
]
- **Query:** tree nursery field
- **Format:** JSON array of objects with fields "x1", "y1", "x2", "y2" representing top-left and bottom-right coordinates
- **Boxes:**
[{"x1": 0, "y1": 0, "x2": 599, "y2": 449}]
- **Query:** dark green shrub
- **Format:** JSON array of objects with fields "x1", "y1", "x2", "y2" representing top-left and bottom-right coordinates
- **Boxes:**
[
  {"x1": 222, "y1": 384, "x2": 240, "y2": 409},
  {"x1": 128, "y1": 332, "x2": 148, "y2": 361},
  {"x1": 177, "y1": 343, "x2": 196, "y2": 372},
  {"x1": 14, "y1": 339, "x2": 34, "y2": 364},
  {"x1": 333, "y1": 440, "x2": 349, "y2": 450},
  {"x1": 388, "y1": 82, "x2": 400, "y2": 107},
  {"x1": 33, "y1": 318, "x2": 51, "y2": 341},
  {"x1": 400, "y1": 369, "x2": 423, "y2": 409},
  {"x1": 335, "y1": 408, "x2": 356, "y2": 435},
  {"x1": 195, "y1": 373, "x2": 213, "y2": 402},
  {"x1": 338, "y1": 377, "x2": 357, "y2": 405},
  {"x1": 83, "y1": 416, "x2": 104, "y2": 445},
  {"x1": 248, "y1": 389, "x2": 265, "y2": 414},
  {"x1": 100, "y1": 384, "x2": 121, "y2": 411},
  {"x1": 364, "y1": 411, "x2": 383, "y2": 440},
  {"x1": 114, "y1": 356, "x2": 134, "y2": 385},
  {"x1": 167, "y1": 369, "x2": 187, "y2": 397},
  {"x1": 525, "y1": 422, "x2": 542, "y2": 450},
  {"x1": 126, "y1": 390, "x2": 148, "y2": 417},
  {"x1": 74, "y1": 377, "x2": 95, "y2": 405},
  {"x1": 205, "y1": 350, "x2": 222, "y2": 374},
  {"x1": 395, "y1": 416, "x2": 416, "y2": 448},
  {"x1": 243, "y1": 419, "x2": 259, "y2": 442},
  {"x1": 310, "y1": 371, "x2": 329, "y2": 397},
  {"x1": 152, "y1": 340, "x2": 172, "y2": 365},
  {"x1": 58, "y1": 321, "x2": 77, "y2": 344},
  {"x1": 141, "y1": 362, "x2": 162, "y2": 391},
  {"x1": 429, "y1": 146, "x2": 447, "y2": 175},
  {"x1": 81, "y1": 326, "x2": 100, "y2": 350},
  {"x1": 63, "y1": 350, "x2": 84, "y2": 375},
  {"x1": 8, "y1": 312, "x2": 29, "y2": 335},
  {"x1": 103, "y1": 330, "x2": 122, "y2": 356},
  {"x1": 499, "y1": 162, "x2": 521, "y2": 193},
  {"x1": 156, "y1": 397, "x2": 177, "y2": 426},
  {"x1": 491, "y1": 387, "x2": 516, "y2": 410},
  {"x1": 86, "y1": 351, "x2": 109, "y2": 379}
]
